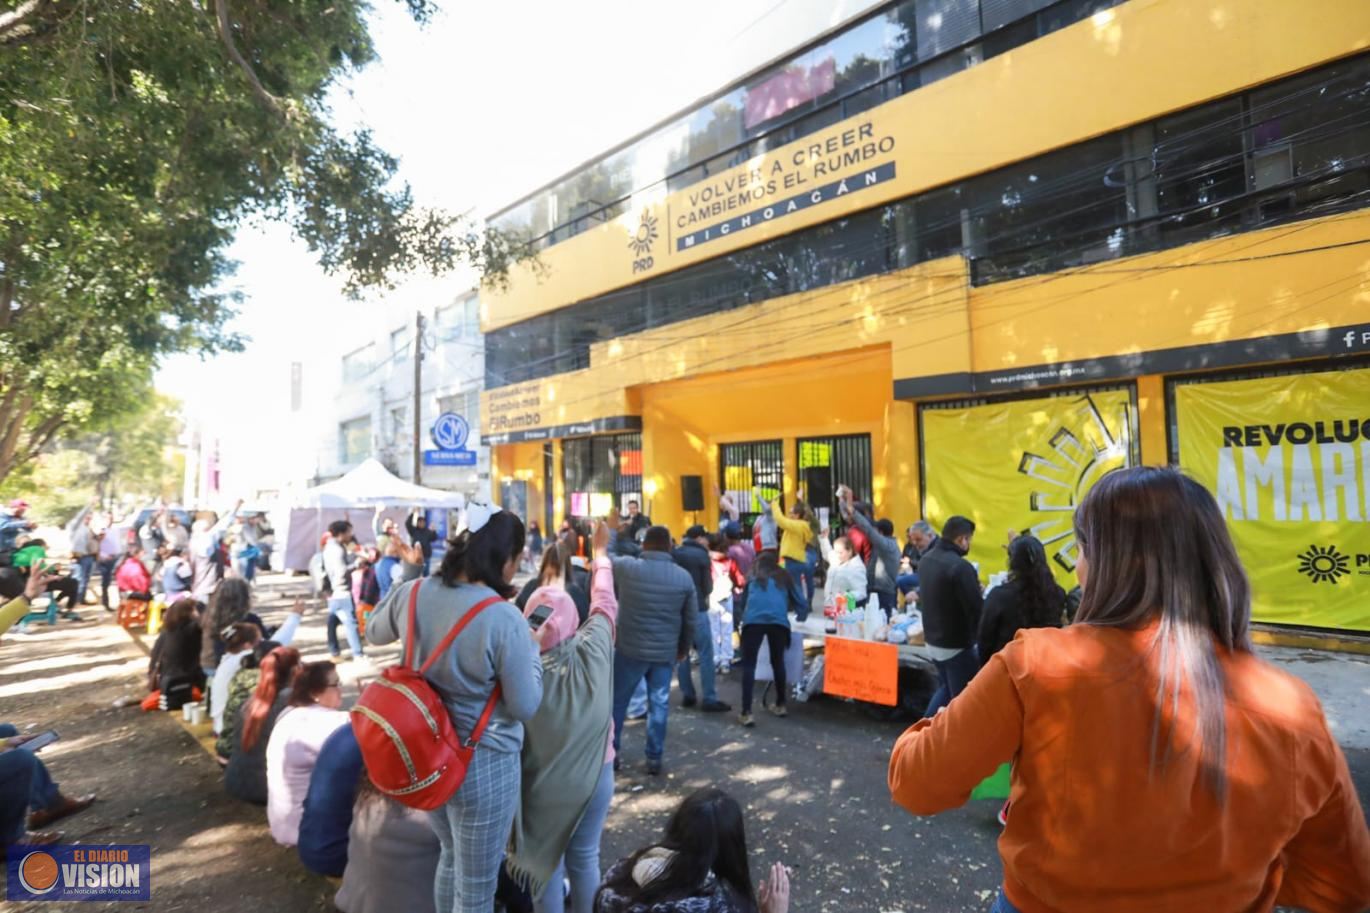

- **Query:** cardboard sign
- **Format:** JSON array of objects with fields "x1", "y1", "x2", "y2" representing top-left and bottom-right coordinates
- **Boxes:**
[{"x1": 823, "y1": 636, "x2": 899, "y2": 706}]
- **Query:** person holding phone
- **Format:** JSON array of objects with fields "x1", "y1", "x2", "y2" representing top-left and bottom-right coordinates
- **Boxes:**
[
  {"x1": 508, "y1": 519, "x2": 618, "y2": 913},
  {"x1": 0, "y1": 722, "x2": 96, "y2": 843}
]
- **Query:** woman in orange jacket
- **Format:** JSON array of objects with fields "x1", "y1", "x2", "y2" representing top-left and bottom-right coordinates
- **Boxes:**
[{"x1": 888, "y1": 466, "x2": 1370, "y2": 913}]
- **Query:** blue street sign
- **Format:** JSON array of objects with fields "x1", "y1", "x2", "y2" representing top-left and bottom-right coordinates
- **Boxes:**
[
  {"x1": 424, "y1": 449, "x2": 477, "y2": 467},
  {"x1": 431, "y1": 413, "x2": 470, "y2": 451}
]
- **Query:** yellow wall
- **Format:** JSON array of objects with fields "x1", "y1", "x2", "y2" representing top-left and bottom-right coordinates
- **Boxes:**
[
  {"x1": 490, "y1": 441, "x2": 545, "y2": 530},
  {"x1": 484, "y1": 0, "x2": 1370, "y2": 328},
  {"x1": 1136, "y1": 375, "x2": 1168, "y2": 466}
]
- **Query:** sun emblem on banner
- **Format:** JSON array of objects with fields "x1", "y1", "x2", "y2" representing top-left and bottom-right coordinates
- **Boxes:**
[
  {"x1": 628, "y1": 210, "x2": 659, "y2": 257},
  {"x1": 1297, "y1": 545, "x2": 1351, "y2": 584},
  {"x1": 1016, "y1": 394, "x2": 1135, "y2": 573}
]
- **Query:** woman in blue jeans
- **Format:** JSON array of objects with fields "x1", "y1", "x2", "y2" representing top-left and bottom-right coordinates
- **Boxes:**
[
  {"x1": 0, "y1": 724, "x2": 96, "y2": 844},
  {"x1": 509, "y1": 520, "x2": 617, "y2": 913}
]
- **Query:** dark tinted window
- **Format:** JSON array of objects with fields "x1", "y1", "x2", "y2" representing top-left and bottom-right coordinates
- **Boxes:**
[{"x1": 1153, "y1": 99, "x2": 1248, "y2": 247}]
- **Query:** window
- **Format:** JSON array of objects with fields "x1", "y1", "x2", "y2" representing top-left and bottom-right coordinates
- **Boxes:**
[
  {"x1": 437, "y1": 294, "x2": 481, "y2": 340},
  {"x1": 390, "y1": 406, "x2": 407, "y2": 445},
  {"x1": 339, "y1": 416, "x2": 372, "y2": 465},
  {"x1": 489, "y1": 0, "x2": 1127, "y2": 250},
  {"x1": 719, "y1": 440, "x2": 785, "y2": 531},
  {"x1": 487, "y1": 53, "x2": 1370, "y2": 387},
  {"x1": 341, "y1": 344, "x2": 375, "y2": 383},
  {"x1": 563, "y1": 433, "x2": 642, "y2": 518},
  {"x1": 798, "y1": 434, "x2": 873, "y2": 532},
  {"x1": 391, "y1": 326, "x2": 412, "y2": 362}
]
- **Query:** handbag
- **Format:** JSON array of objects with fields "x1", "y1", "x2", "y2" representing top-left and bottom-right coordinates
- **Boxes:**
[{"x1": 351, "y1": 581, "x2": 503, "y2": 810}]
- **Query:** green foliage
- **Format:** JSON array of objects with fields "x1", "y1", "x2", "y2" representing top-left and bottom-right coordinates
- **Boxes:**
[{"x1": 0, "y1": 0, "x2": 537, "y2": 483}]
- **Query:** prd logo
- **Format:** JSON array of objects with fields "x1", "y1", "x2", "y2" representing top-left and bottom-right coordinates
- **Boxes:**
[
  {"x1": 1297, "y1": 545, "x2": 1351, "y2": 584},
  {"x1": 628, "y1": 209, "x2": 658, "y2": 274}
]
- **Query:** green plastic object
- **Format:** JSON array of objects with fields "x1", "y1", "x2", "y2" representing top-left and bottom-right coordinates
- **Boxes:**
[{"x1": 970, "y1": 762, "x2": 1012, "y2": 800}]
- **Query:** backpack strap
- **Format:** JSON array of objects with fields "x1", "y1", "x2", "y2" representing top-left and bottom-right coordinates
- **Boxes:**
[
  {"x1": 416, "y1": 594, "x2": 505, "y2": 676},
  {"x1": 402, "y1": 580, "x2": 424, "y2": 670},
  {"x1": 463, "y1": 683, "x2": 504, "y2": 749}
]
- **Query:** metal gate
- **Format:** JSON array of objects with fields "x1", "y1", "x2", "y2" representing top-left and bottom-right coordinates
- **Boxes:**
[
  {"x1": 719, "y1": 439, "x2": 785, "y2": 531},
  {"x1": 797, "y1": 434, "x2": 873, "y2": 530},
  {"x1": 562, "y1": 432, "x2": 643, "y2": 519}
]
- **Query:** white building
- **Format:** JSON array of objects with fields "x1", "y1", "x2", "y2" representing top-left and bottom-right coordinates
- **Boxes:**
[{"x1": 311, "y1": 288, "x2": 489, "y2": 499}]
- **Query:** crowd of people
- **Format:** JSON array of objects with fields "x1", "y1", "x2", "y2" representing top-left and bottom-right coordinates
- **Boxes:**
[{"x1": 3, "y1": 471, "x2": 1369, "y2": 912}]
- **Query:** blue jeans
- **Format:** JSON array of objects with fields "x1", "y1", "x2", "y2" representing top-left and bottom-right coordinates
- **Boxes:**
[
  {"x1": 0, "y1": 723, "x2": 58, "y2": 817},
  {"x1": 612, "y1": 653, "x2": 673, "y2": 763},
  {"x1": 376, "y1": 557, "x2": 399, "y2": 601},
  {"x1": 783, "y1": 557, "x2": 811, "y2": 610},
  {"x1": 676, "y1": 618, "x2": 717, "y2": 704},
  {"x1": 627, "y1": 680, "x2": 648, "y2": 718},
  {"x1": 897, "y1": 572, "x2": 919, "y2": 595},
  {"x1": 990, "y1": 889, "x2": 1021, "y2": 912},
  {"x1": 74, "y1": 554, "x2": 96, "y2": 603},
  {"x1": 534, "y1": 761, "x2": 614, "y2": 913},
  {"x1": 924, "y1": 647, "x2": 981, "y2": 717},
  {"x1": 327, "y1": 594, "x2": 363, "y2": 658}
]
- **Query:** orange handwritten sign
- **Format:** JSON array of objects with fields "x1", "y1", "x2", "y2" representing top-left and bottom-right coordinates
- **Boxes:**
[{"x1": 823, "y1": 636, "x2": 899, "y2": 706}]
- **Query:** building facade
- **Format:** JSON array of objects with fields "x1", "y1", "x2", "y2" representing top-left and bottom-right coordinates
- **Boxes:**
[
  {"x1": 316, "y1": 289, "x2": 489, "y2": 499},
  {"x1": 484, "y1": 0, "x2": 1370, "y2": 633}
]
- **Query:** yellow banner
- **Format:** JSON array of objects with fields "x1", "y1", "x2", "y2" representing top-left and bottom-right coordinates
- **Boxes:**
[
  {"x1": 921, "y1": 390, "x2": 1137, "y2": 591},
  {"x1": 1175, "y1": 368, "x2": 1370, "y2": 632}
]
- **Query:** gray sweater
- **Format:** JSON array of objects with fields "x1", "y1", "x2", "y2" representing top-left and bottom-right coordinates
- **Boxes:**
[
  {"x1": 611, "y1": 551, "x2": 697, "y2": 664},
  {"x1": 334, "y1": 794, "x2": 440, "y2": 913},
  {"x1": 367, "y1": 575, "x2": 543, "y2": 755},
  {"x1": 848, "y1": 509, "x2": 901, "y2": 598}
]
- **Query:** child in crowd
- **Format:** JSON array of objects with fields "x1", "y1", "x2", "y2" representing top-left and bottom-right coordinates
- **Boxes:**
[
  {"x1": 707, "y1": 534, "x2": 744, "y2": 674},
  {"x1": 595, "y1": 788, "x2": 789, "y2": 913},
  {"x1": 266, "y1": 662, "x2": 348, "y2": 847}
]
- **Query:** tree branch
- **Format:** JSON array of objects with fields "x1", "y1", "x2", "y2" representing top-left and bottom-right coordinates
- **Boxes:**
[
  {"x1": 212, "y1": 0, "x2": 288, "y2": 119},
  {"x1": 17, "y1": 414, "x2": 65, "y2": 468},
  {"x1": 0, "y1": 0, "x2": 45, "y2": 41},
  {"x1": 0, "y1": 391, "x2": 34, "y2": 481}
]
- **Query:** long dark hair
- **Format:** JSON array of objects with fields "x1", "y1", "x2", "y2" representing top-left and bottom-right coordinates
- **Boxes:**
[
  {"x1": 611, "y1": 788, "x2": 756, "y2": 908},
  {"x1": 749, "y1": 552, "x2": 790, "y2": 590},
  {"x1": 1073, "y1": 466, "x2": 1251, "y2": 800},
  {"x1": 288, "y1": 661, "x2": 338, "y2": 708},
  {"x1": 438, "y1": 511, "x2": 525, "y2": 598},
  {"x1": 211, "y1": 577, "x2": 251, "y2": 627},
  {"x1": 537, "y1": 541, "x2": 572, "y2": 588},
  {"x1": 1007, "y1": 536, "x2": 1065, "y2": 628}
]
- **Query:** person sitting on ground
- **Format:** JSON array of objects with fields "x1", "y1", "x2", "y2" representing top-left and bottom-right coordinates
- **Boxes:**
[
  {"x1": 114, "y1": 545, "x2": 154, "y2": 601},
  {"x1": 516, "y1": 542, "x2": 589, "y2": 624},
  {"x1": 201, "y1": 577, "x2": 270, "y2": 674},
  {"x1": 297, "y1": 722, "x2": 364, "y2": 878},
  {"x1": 888, "y1": 466, "x2": 1370, "y2": 912},
  {"x1": 594, "y1": 787, "x2": 790, "y2": 913},
  {"x1": 266, "y1": 661, "x2": 349, "y2": 847},
  {"x1": 815, "y1": 529, "x2": 867, "y2": 610},
  {"x1": 508, "y1": 519, "x2": 618, "y2": 913},
  {"x1": 211, "y1": 617, "x2": 298, "y2": 737},
  {"x1": 4, "y1": 550, "x2": 80, "y2": 622},
  {"x1": 335, "y1": 773, "x2": 442, "y2": 913},
  {"x1": 147, "y1": 599, "x2": 204, "y2": 696},
  {"x1": 736, "y1": 554, "x2": 804, "y2": 729},
  {"x1": 215, "y1": 639, "x2": 278, "y2": 762},
  {"x1": 975, "y1": 535, "x2": 1064, "y2": 664},
  {"x1": 225, "y1": 646, "x2": 300, "y2": 805}
]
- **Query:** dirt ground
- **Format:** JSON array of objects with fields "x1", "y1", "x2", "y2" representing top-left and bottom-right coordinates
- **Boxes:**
[{"x1": 3, "y1": 574, "x2": 1368, "y2": 912}]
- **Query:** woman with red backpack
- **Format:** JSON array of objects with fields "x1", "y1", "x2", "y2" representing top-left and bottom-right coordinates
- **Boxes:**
[{"x1": 366, "y1": 503, "x2": 543, "y2": 913}]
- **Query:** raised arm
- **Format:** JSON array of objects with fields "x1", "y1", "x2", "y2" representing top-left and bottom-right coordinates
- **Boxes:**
[
  {"x1": 588, "y1": 521, "x2": 618, "y2": 629},
  {"x1": 719, "y1": 491, "x2": 740, "y2": 523},
  {"x1": 771, "y1": 498, "x2": 808, "y2": 536}
]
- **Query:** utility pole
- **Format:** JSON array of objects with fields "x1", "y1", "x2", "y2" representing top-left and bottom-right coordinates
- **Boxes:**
[{"x1": 412, "y1": 310, "x2": 425, "y2": 485}]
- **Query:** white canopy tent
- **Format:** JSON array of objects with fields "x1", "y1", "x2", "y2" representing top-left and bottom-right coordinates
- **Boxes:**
[{"x1": 279, "y1": 459, "x2": 466, "y2": 571}]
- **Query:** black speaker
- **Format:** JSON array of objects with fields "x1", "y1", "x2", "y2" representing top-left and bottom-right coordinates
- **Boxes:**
[{"x1": 681, "y1": 475, "x2": 704, "y2": 512}]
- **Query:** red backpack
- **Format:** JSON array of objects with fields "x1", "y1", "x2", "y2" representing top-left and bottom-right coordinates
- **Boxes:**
[{"x1": 351, "y1": 581, "x2": 503, "y2": 810}]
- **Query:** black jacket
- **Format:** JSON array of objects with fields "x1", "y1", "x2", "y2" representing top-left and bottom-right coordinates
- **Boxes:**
[
  {"x1": 515, "y1": 573, "x2": 590, "y2": 625},
  {"x1": 976, "y1": 577, "x2": 1065, "y2": 663},
  {"x1": 671, "y1": 541, "x2": 712, "y2": 619},
  {"x1": 405, "y1": 518, "x2": 439, "y2": 560},
  {"x1": 916, "y1": 539, "x2": 983, "y2": 650}
]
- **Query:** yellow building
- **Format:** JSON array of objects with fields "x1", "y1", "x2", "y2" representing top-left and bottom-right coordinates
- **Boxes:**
[{"x1": 484, "y1": 0, "x2": 1370, "y2": 633}]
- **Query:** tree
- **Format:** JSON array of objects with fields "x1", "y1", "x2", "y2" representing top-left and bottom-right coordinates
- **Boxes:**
[{"x1": 0, "y1": 0, "x2": 535, "y2": 485}]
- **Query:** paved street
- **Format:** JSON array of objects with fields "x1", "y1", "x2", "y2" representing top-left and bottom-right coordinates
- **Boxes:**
[{"x1": 3, "y1": 576, "x2": 1368, "y2": 912}]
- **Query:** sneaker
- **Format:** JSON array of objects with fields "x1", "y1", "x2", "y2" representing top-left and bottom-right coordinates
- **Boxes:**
[
  {"x1": 626, "y1": 710, "x2": 647, "y2": 721},
  {"x1": 645, "y1": 759, "x2": 662, "y2": 776},
  {"x1": 768, "y1": 704, "x2": 788, "y2": 718},
  {"x1": 737, "y1": 712, "x2": 755, "y2": 728},
  {"x1": 701, "y1": 699, "x2": 731, "y2": 713},
  {"x1": 681, "y1": 695, "x2": 697, "y2": 709}
]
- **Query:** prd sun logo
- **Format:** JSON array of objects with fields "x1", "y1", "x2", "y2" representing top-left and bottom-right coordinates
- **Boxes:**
[
  {"x1": 1297, "y1": 545, "x2": 1351, "y2": 584},
  {"x1": 1017, "y1": 394, "x2": 1135, "y2": 573},
  {"x1": 628, "y1": 210, "x2": 658, "y2": 258}
]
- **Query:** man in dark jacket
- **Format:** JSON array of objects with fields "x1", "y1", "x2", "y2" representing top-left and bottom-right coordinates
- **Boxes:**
[
  {"x1": 672, "y1": 525, "x2": 730, "y2": 713},
  {"x1": 609, "y1": 522, "x2": 698, "y2": 776},
  {"x1": 404, "y1": 508, "x2": 439, "y2": 576},
  {"x1": 917, "y1": 515, "x2": 983, "y2": 717}
]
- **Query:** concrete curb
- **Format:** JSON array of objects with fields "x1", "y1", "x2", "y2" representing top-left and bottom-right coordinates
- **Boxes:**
[{"x1": 1251, "y1": 625, "x2": 1370, "y2": 656}]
